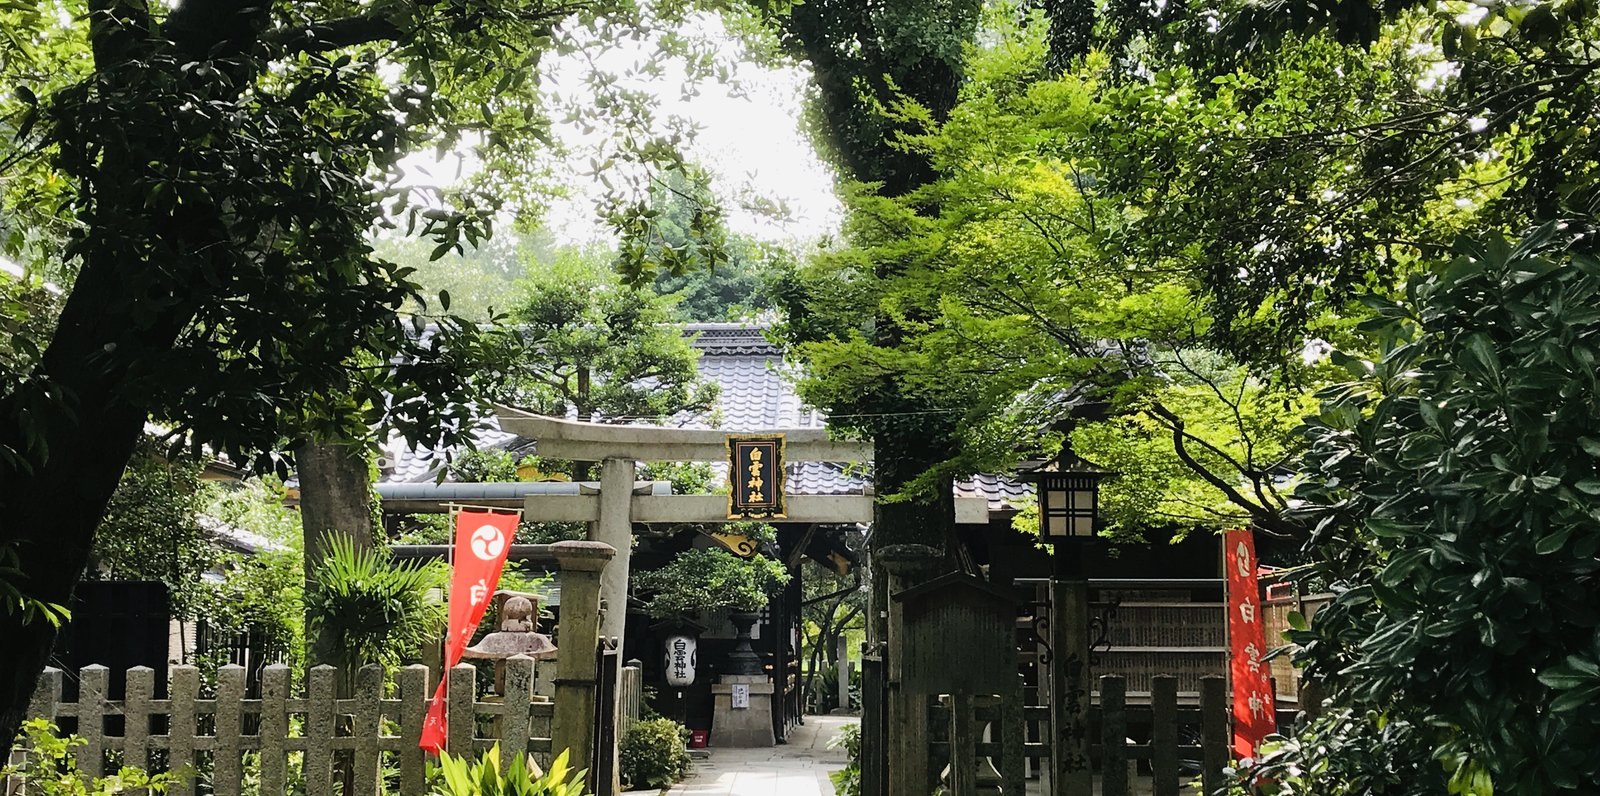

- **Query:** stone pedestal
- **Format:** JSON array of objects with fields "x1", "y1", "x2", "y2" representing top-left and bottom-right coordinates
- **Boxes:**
[{"x1": 709, "y1": 675, "x2": 776, "y2": 748}]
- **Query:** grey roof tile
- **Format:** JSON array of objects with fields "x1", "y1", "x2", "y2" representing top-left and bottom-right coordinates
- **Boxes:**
[{"x1": 378, "y1": 323, "x2": 1025, "y2": 511}]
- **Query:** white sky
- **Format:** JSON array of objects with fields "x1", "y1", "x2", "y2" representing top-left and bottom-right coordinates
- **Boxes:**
[{"x1": 398, "y1": 16, "x2": 843, "y2": 247}]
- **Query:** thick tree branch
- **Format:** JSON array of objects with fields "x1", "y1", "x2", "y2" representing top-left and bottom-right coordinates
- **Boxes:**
[
  {"x1": 1145, "y1": 400, "x2": 1303, "y2": 537},
  {"x1": 276, "y1": 14, "x2": 407, "y2": 55}
]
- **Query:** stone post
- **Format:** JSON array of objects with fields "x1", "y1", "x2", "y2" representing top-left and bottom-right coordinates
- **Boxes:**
[
  {"x1": 592, "y1": 459, "x2": 632, "y2": 796},
  {"x1": 550, "y1": 540, "x2": 615, "y2": 777},
  {"x1": 1051, "y1": 578, "x2": 1091, "y2": 796},
  {"x1": 878, "y1": 544, "x2": 941, "y2": 796}
]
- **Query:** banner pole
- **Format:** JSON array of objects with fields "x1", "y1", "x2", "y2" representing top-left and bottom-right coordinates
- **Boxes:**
[
  {"x1": 443, "y1": 501, "x2": 522, "y2": 515},
  {"x1": 443, "y1": 504, "x2": 455, "y2": 757}
]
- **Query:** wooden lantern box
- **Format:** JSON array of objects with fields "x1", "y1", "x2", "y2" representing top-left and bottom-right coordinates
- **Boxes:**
[{"x1": 892, "y1": 573, "x2": 1020, "y2": 695}]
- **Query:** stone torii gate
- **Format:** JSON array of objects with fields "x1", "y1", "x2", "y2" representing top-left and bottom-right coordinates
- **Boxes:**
[{"x1": 495, "y1": 407, "x2": 887, "y2": 644}]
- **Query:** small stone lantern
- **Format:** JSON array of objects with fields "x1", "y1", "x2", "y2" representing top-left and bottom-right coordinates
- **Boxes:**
[{"x1": 463, "y1": 593, "x2": 557, "y2": 694}]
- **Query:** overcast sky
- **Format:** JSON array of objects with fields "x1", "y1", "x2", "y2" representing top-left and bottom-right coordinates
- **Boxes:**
[{"x1": 399, "y1": 15, "x2": 843, "y2": 248}]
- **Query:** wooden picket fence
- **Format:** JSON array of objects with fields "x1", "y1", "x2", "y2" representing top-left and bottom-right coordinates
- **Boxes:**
[
  {"x1": 21, "y1": 660, "x2": 556, "y2": 796},
  {"x1": 928, "y1": 674, "x2": 1233, "y2": 796},
  {"x1": 618, "y1": 660, "x2": 643, "y2": 734}
]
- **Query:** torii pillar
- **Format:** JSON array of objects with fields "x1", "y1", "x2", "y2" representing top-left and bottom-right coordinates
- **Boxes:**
[{"x1": 594, "y1": 456, "x2": 635, "y2": 642}]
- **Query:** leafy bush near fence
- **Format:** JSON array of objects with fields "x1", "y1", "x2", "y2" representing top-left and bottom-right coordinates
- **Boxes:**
[
  {"x1": 1234, "y1": 227, "x2": 1600, "y2": 793},
  {"x1": 618, "y1": 718, "x2": 691, "y2": 790},
  {"x1": 828, "y1": 722, "x2": 861, "y2": 796},
  {"x1": 3, "y1": 719, "x2": 180, "y2": 795}
]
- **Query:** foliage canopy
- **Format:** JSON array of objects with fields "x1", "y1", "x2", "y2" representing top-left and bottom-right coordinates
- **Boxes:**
[{"x1": 1245, "y1": 225, "x2": 1600, "y2": 793}]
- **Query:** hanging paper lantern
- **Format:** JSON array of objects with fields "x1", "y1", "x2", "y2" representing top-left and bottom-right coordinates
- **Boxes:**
[{"x1": 664, "y1": 633, "x2": 697, "y2": 687}]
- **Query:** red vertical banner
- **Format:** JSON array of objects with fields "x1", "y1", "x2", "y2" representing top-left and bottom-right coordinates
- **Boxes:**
[
  {"x1": 1225, "y1": 527, "x2": 1275, "y2": 759},
  {"x1": 418, "y1": 509, "x2": 520, "y2": 753}
]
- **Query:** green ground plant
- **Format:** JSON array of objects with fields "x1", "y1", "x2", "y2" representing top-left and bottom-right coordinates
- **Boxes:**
[
  {"x1": 429, "y1": 745, "x2": 584, "y2": 796},
  {"x1": 618, "y1": 717, "x2": 692, "y2": 789},
  {"x1": 3, "y1": 719, "x2": 179, "y2": 795},
  {"x1": 827, "y1": 723, "x2": 861, "y2": 796}
]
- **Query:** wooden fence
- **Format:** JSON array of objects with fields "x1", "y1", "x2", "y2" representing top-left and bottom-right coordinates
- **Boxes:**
[
  {"x1": 618, "y1": 660, "x2": 643, "y2": 734},
  {"x1": 21, "y1": 660, "x2": 558, "y2": 796},
  {"x1": 928, "y1": 674, "x2": 1231, "y2": 796}
]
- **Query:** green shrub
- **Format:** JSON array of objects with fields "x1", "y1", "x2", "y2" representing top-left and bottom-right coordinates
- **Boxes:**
[
  {"x1": 634, "y1": 547, "x2": 790, "y2": 617},
  {"x1": 4, "y1": 718, "x2": 180, "y2": 795},
  {"x1": 828, "y1": 722, "x2": 861, "y2": 796},
  {"x1": 618, "y1": 718, "x2": 691, "y2": 789},
  {"x1": 1240, "y1": 226, "x2": 1600, "y2": 793},
  {"x1": 430, "y1": 745, "x2": 585, "y2": 796},
  {"x1": 304, "y1": 535, "x2": 447, "y2": 672}
]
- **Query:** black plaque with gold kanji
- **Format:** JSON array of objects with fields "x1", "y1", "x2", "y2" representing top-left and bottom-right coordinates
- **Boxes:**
[{"x1": 726, "y1": 434, "x2": 786, "y2": 519}]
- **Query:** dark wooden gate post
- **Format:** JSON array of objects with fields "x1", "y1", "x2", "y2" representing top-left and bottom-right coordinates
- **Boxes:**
[
  {"x1": 878, "y1": 544, "x2": 940, "y2": 795},
  {"x1": 860, "y1": 651, "x2": 887, "y2": 796},
  {"x1": 1151, "y1": 675, "x2": 1180, "y2": 796},
  {"x1": 1100, "y1": 675, "x2": 1128, "y2": 796},
  {"x1": 1200, "y1": 676, "x2": 1229, "y2": 795},
  {"x1": 592, "y1": 642, "x2": 620, "y2": 796}
]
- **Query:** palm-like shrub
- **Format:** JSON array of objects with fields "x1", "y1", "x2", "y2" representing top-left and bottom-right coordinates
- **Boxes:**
[
  {"x1": 304, "y1": 535, "x2": 447, "y2": 673},
  {"x1": 430, "y1": 745, "x2": 585, "y2": 796}
]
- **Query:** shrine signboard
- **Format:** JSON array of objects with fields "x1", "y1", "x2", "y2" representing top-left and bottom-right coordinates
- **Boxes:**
[{"x1": 726, "y1": 434, "x2": 786, "y2": 519}]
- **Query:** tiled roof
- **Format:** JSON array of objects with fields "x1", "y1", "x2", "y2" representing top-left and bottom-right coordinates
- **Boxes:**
[
  {"x1": 955, "y1": 473, "x2": 1031, "y2": 513},
  {"x1": 199, "y1": 514, "x2": 289, "y2": 554},
  {"x1": 378, "y1": 323, "x2": 1026, "y2": 513}
]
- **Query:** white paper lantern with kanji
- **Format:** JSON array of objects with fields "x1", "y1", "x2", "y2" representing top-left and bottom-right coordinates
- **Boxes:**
[{"x1": 664, "y1": 633, "x2": 697, "y2": 687}]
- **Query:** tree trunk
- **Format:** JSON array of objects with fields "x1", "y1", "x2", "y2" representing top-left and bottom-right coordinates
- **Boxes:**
[
  {"x1": 574, "y1": 368, "x2": 595, "y2": 481},
  {"x1": 0, "y1": 251, "x2": 184, "y2": 755},
  {"x1": 295, "y1": 439, "x2": 375, "y2": 668}
]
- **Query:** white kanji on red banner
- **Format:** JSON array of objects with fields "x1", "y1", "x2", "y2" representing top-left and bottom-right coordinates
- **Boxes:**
[{"x1": 1226, "y1": 528, "x2": 1276, "y2": 759}]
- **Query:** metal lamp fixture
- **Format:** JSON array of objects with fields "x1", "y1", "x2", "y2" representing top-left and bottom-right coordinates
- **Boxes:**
[{"x1": 1026, "y1": 453, "x2": 1115, "y2": 541}]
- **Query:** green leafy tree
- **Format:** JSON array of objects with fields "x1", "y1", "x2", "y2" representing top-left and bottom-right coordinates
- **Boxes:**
[
  {"x1": 86, "y1": 442, "x2": 213, "y2": 617},
  {"x1": 375, "y1": 229, "x2": 565, "y2": 323},
  {"x1": 1032, "y1": 0, "x2": 1600, "y2": 362},
  {"x1": 195, "y1": 477, "x2": 306, "y2": 675},
  {"x1": 779, "y1": 17, "x2": 1323, "y2": 540},
  {"x1": 189, "y1": 551, "x2": 305, "y2": 677},
  {"x1": 0, "y1": 0, "x2": 743, "y2": 749},
  {"x1": 1245, "y1": 225, "x2": 1600, "y2": 793},
  {"x1": 634, "y1": 547, "x2": 790, "y2": 617},
  {"x1": 761, "y1": 0, "x2": 985, "y2": 584},
  {"x1": 507, "y1": 252, "x2": 719, "y2": 424},
  {"x1": 799, "y1": 556, "x2": 865, "y2": 712},
  {"x1": 779, "y1": 0, "x2": 1600, "y2": 549},
  {"x1": 621, "y1": 166, "x2": 779, "y2": 322}
]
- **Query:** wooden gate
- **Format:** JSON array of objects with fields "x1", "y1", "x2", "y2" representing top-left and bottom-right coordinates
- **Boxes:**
[
  {"x1": 592, "y1": 643, "x2": 621, "y2": 796},
  {"x1": 859, "y1": 652, "x2": 888, "y2": 796},
  {"x1": 924, "y1": 674, "x2": 1232, "y2": 795}
]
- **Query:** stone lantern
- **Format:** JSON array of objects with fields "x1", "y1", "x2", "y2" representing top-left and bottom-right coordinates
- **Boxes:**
[{"x1": 463, "y1": 593, "x2": 557, "y2": 693}]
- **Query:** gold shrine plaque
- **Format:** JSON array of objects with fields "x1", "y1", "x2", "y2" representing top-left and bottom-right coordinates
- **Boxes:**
[{"x1": 726, "y1": 434, "x2": 786, "y2": 520}]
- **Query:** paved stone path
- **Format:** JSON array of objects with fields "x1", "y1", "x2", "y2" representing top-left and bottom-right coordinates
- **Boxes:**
[{"x1": 660, "y1": 714, "x2": 857, "y2": 796}]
